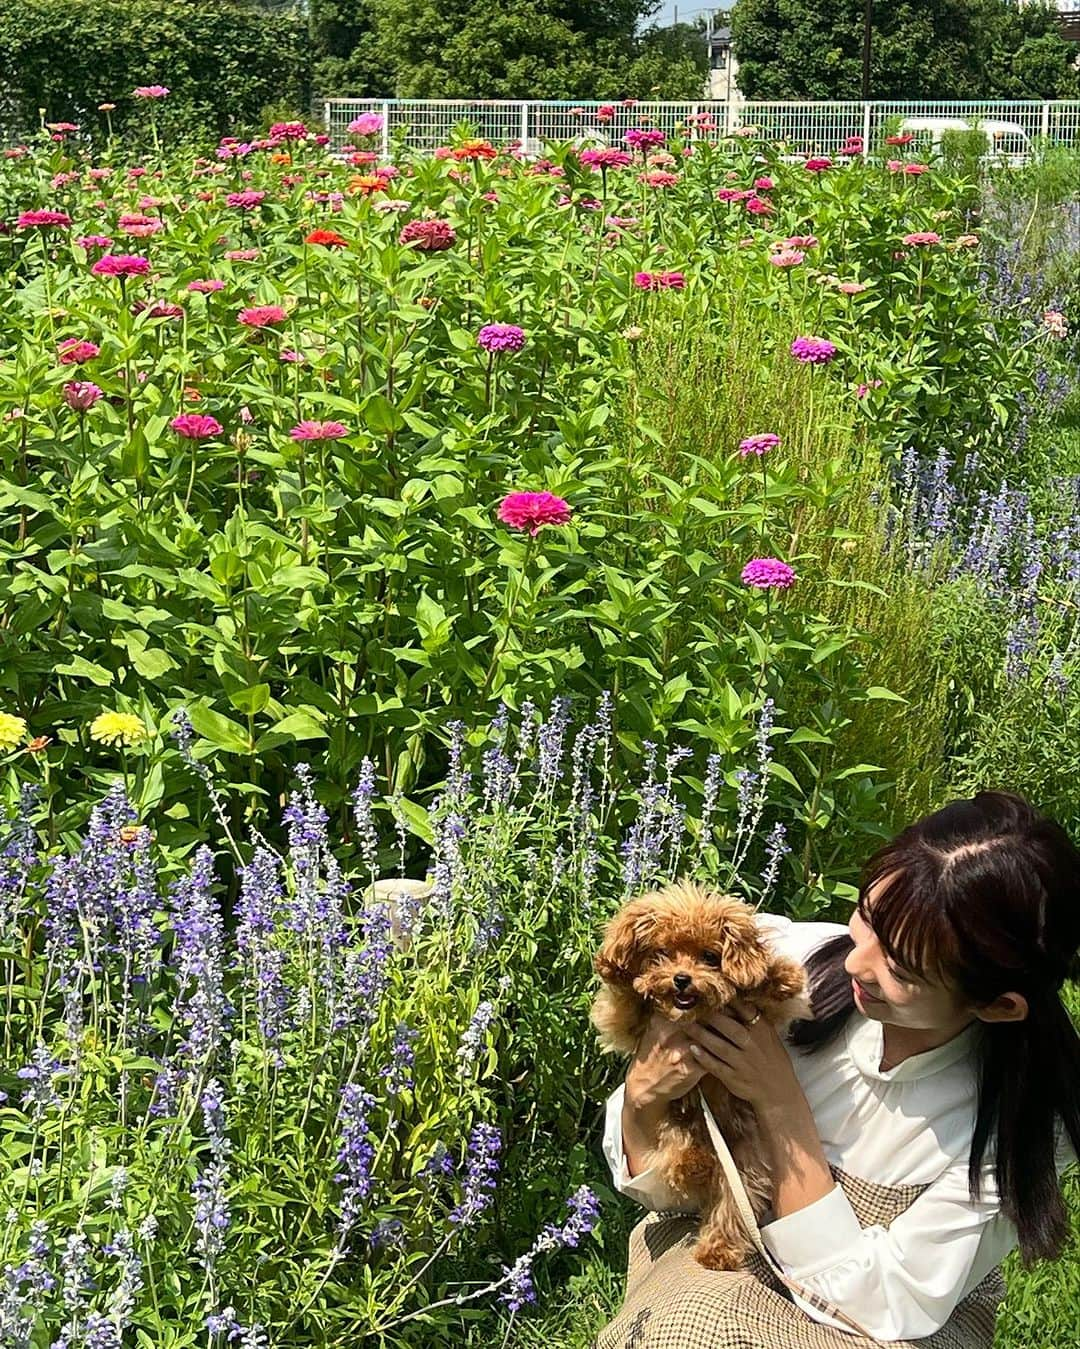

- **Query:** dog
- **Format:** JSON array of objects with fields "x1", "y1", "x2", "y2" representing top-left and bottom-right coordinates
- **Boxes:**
[{"x1": 592, "y1": 878, "x2": 809, "y2": 1270}]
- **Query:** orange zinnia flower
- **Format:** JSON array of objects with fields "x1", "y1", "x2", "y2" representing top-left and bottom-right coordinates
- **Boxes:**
[
  {"x1": 452, "y1": 139, "x2": 497, "y2": 161},
  {"x1": 348, "y1": 174, "x2": 386, "y2": 195},
  {"x1": 305, "y1": 228, "x2": 349, "y2": 247}
]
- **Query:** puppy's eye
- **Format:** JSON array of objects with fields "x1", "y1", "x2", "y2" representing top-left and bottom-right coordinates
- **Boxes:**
[{"x1": 701, "y1": 951, "x2": 720, "y2": 967}]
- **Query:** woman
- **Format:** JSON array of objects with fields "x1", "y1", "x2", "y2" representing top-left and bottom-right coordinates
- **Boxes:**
[{"x1": 595, "y1": 790, "x2": 1080, "y2": 1348}]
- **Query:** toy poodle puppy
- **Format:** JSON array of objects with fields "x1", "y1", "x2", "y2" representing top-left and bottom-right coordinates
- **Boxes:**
[{"x1": 592, "y1": 878, "x2": 809, "y2": 1271}]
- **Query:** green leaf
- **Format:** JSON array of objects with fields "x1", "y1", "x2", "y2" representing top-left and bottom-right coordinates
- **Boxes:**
[
  {"x1": 186, "y1": 704, "x2": 253, "y2": 755},
  {"x1": 864, "y1": 686, "x2": 908, "y2": 704},
  {"x1": 54, "y1": 655, "x2": 114, "y2": 686},
  {"x1": 227, "y1": 684, "x2": 270, "y2": 717},
  {"x1": 131, "y1": 647, "x2": 177, "y2": 680},
  {"x1": 256, "y1": 710, "x2": 328, "y2": 746},
  {"x1": 364, "y1": 394, "x2": 405, "y2": 435},
  {"x1": 394, "y1": 795, "x2": 434, "y2": 846}
]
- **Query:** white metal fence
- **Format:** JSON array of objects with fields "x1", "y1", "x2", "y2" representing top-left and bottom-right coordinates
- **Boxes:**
[{"x1": 323, "y1": 98, "x2": 1080, "y2": 160}]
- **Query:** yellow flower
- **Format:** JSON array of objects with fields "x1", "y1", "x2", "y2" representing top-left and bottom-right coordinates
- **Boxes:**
[
  {"x1": 0, "y1": 712, "x2": 28, "y2": 752},
  {"x1": 89, "y1": 712, "x2": 147, "y2": 747}
]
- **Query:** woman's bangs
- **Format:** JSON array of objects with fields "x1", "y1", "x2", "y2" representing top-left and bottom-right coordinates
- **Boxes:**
[{"x1": 858, "y1": 861, "x2": 955, "y2": 984}]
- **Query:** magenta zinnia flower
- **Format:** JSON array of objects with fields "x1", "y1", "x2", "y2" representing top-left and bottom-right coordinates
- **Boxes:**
[
  {"x1": 226, "y1": 190, "x2": 267, "y2": 210},
  {"x1": 238, "y1": 305, "x2": 286, "y2": 327},
  {"x1": 91, "y1": 253, "x2": 150, "y2": 278},
  {"x1": 497, "y1": 491, "x2": 572, "y2": 536},
  {"x1": 58, "y1": 339, "x2": 101, "y2": 365},
  {"x1": 633, "y1": 271, "x2": 685, "y2": 291},
  {"x1": 133, "y1": 85, "x2": 169, "y2": 99},
  {"x1": 579, "y1": 148, "x2": 632, "y2": 170},
  {"x1": 16, "y1": 209, "x2": 72, "y2": 229},
  {"x1": 790, "y1": 335, "x2": 837, "y2": 365},
  {"x1": 398, "y1": 218, "x2": 456, "y2": 251},
  {"x1": 741, "y1": 558, "x2": 796, "y2": 589},
  {"x1": 171, "y1": 413, "x2": 223, "y2": 440},
  {"x1": 477, "y1": 324, "x2": 526, "y2": 354},
  {"x1": 624, "y1": 128, "x2": 666, "y2": 151},
  {"x1": 804, "y1": 157, "x2": 832, "y2": 172},
  {"x1": 63, "y1": 381, "x2": 103, "y2": 412},
  {"x1": 289, "y1": 421, "x2": 349, "y2": 441},
  {"x1": 739, "y1": 433, "x2": 780, "y2": 458},
  {"x1": 77, "y1": 235, "x2": 113, "y2": 250}
]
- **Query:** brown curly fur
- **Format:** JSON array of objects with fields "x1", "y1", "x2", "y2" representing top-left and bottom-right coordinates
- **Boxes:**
[{"x1": 592, "y1": 878, "x2": 809, "y2": 1271}]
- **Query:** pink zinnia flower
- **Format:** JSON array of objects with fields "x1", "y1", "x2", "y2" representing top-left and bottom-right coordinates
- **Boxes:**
[
  {"x1": 902, "y1": 231, "x2": 940, "y2": 246},
  {"x1": 754, "y1": 176, "x2": 774, "y2": 190},
  {"x1": 805, "y1": 157, "x2": 832, "y2": 172},
  {"x1": 348, "y1": 113, "x2": 384, "y2": 137},
  {"x1": 91, "y1": 253, "x2": 150, "y2": 278},
  {"x1": 118, "y1": 212, "x2": 162, "y2": 237},
  {"x1": 63, "y1": 381, "x2": 103, "y2": 412},
  {"x1": 477, "y1": 324, "x2": 526, "y2": 354},
  {"x1": 639, "y1": 170, "x2": 679, "y2": 188},
  {"x1": 226, "y1": 190, "x2": 266, "y2": 210},
  {"x1": 171, "y1": 413, "x2": 222, "y2": 440},
  {"x1": 224, "y1": 248, "x2": 260, "y2": 261},
  {"x1": 188, "y1": 279, "x2": 225, "y2": 293},
  {"x1": 745, "y1": 195, "x2": 773, "y2": 215},
  {"x1": 289, "y1": 420, "x2": 349, "y2": 441},
  {"x1": 741, "y1": 558, "x2": 796, "y2": 589},
  {"x1": 279, "y1": 350, "x2": 307, "y2": 364},
  {"x1": 596, "y1": 105, "x2": 615, "y2": 122},
  {"x1": 238, "y1": 305, "x2": 286, "y2": 327},
  {"x1": 270, "y1": 121, "x2": 308, "y2": 140},
  {"x1": 715, "y1": 187, "x2": 749, "y2": 203},
  {"x1": 133, "y1": 85, "x2": 169, "y2": 99},
  {"x1": 838, "y1": 281, "x2": 869, "y2": 295},
  {"x1": 77, "y1": 235, "x2": 113, "y2": 250},
  {"x1": 790, "y1": 335, "x2": 837, "y2": 364},
  {"x1": 856, "y1": 379, "x2": 884, "y2": 398},
  {"x1": 58, "y1": 339, "x2": 101, "y2": 365},
  {"x1": 398, "y1": 218, "x2": 455, "y2": 251},
  {"x1": 497, "y1": 490, "x2": 572, "y2": 536},
  {"x1": 739, "y1": 433, "x2": 780, "y2": 458},
  {"x1": 633, "y1": 271, "x2": 686, "y2": 291},
  {"x1": 624, "y1": 128, "x2": 666, "y2": 151},
  {"x1": 769, "y1": 250, "x2": 804, "y2": 268},
  {"x1": 579, "y1": 148, "x2": 632, "y2": 170},
  {"x1": 780, "y1": 234, "x2": 818, "y2": 250},
  {"x1": 903, "y1": 163, "x2": 929, "y2": 176},
  {"x1": 1043, "y1": 311, "x2": 1068, "y2": 339},
  {"x1": 16, "y1": 209, "x2": 72, "y2": 229}
]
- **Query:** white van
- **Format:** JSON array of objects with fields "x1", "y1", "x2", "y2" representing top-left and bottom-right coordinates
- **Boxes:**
[{"x1": 897, "y1": 117, "x2": 1032, "y2": 168}]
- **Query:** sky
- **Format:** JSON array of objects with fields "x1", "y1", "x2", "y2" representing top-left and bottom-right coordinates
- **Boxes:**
[{"x1": 645, "y1": 2, "x2": 724, "y2": 31}]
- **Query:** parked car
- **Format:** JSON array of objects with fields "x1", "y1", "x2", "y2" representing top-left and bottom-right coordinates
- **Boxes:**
[{"x1": 897, "y1": 117, "x2": 1032, "y2": 167}]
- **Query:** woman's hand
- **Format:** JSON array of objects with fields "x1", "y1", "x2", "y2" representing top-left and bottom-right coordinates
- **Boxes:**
[
  {"x1": 624, "y1": 1009, "x2": 706, "y2": 1113},
  {"x1": 683, "y1": 996, "x2": 803, "y2": 1115}
]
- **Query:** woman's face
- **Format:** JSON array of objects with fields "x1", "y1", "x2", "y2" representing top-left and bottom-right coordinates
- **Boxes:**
[{"x1": 843, "y1": 876, "x2": 970, "y2": 1031}]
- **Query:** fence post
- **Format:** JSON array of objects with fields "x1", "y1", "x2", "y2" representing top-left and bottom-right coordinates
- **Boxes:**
[
  {"x1": 520, "y1": 101, "x2": 529, "y2": 149},
  {"x1": 1041, "y1": 101, "x2": 1050, "y2": 140},
  {"x1": 862, "y1": 100, "x2": 871, "y2": 150},
  {"x1": 381, "y1": 102, "x2": 390, "y2": 160},
  {"x1": 323, "y1": 100, "x2": 332, "y2": 142}
]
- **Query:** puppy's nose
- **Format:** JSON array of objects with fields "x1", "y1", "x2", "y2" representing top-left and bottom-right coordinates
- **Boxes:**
[{"x1": 673, "y1": 973, "x2": 693, "y2": 991}]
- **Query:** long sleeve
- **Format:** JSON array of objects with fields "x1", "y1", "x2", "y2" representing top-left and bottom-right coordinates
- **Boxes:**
[
  {"x1": 601, "y1": 1082, "x2": 697, "y2": 1212},
  {"x1": 760, "y1": 1158, "x2": 1017, "y2": 1339}
]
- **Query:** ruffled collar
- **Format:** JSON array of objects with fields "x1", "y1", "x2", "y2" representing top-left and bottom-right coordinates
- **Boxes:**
[{"x1": 847, "y1": 1013, "x2": 983, "y2": 1082}]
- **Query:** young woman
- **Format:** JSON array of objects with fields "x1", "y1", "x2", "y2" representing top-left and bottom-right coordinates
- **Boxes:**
[{"x1": 595, "y1": 790, "x2": 1080, "y2": 1348}]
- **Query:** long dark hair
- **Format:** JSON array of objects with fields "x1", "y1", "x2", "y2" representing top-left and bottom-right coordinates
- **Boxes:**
[{"x1": 788, "y1": 790, "x2": 1080, "y2": 1265}]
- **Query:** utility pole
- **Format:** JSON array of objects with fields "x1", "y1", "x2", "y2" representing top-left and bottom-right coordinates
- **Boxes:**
[{"x1": 861, "y1": 0, "x2": 872, "y2": 99}]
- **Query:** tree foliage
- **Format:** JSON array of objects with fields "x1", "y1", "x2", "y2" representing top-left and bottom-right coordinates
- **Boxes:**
[
  {"x1": 0, "y1": 0, "x2": 311, "y2": 140},
  {"x1": 732, "y1": 0, "x2": 1080, "y2": 101}
]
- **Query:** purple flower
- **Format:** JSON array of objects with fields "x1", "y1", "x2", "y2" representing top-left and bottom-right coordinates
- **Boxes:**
[
  {"x1": 335, "y1": 1083, "x2": 378, "y2": 1242},
  {"x1": 380, "y1": 1022, "x2": 418, "y2": 1095},
  {"x1": 457, "y1": 1001, "x2": 496, "y2": 1063},
  {"x1": 790, "y1": 335, "x2": 837, "y2": 364},
  {"x1": 449, "y1": 1123, "x2": 501, "y2": 1226},
  {"x1": 169, "y1": 846, "x2": 231, "y2": 1071},
  {"x1": 236, "y1": 847, "x2": 290, "y2": 1049},
  {"x1": 352, "y1": 757, "x2": 380, "y2": 874},
  {"x1": 741, "y1": 558, "x2": 796, "y2": 589},
  {"x1": 739, "y1": 433, "x2": 780, "y2": 457},
  {"x1": 192, "y1": 1080, "x2": 231, "y2": 1274},
  {"x1": 477, "y1": 323, "x2": 526, "y2": 354}
]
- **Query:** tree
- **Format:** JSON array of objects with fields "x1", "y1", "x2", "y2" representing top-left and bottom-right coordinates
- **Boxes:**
[{"x1": 731, "y1": 0, "x2": 1080, "y2": 101}]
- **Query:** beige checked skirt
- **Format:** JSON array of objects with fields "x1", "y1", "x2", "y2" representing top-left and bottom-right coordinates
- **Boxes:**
[{"x1": 593, "y1": 1166, "x2": 1005, "y2": 1348}]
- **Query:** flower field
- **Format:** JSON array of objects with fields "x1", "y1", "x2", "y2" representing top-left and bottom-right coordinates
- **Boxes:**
[{"x1": 0, "y1": 104, "x2": 1078, "y2": 1345}]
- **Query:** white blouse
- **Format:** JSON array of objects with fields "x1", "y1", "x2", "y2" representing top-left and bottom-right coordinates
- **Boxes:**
[{"x1": 602, "y1": 913, "x2": 1078, "y2": 1340}]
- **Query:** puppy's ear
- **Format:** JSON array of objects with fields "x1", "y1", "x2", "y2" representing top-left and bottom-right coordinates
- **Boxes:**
[
  {"x1": 718, "y1": 935, "x2": 771, "y2": 990},
  {"x1": 754, "y1": 953, "x2": 807, "y2": 1007},
  {"x1": 595, "y1": 898, "x2": 658, "y2": 985}
]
